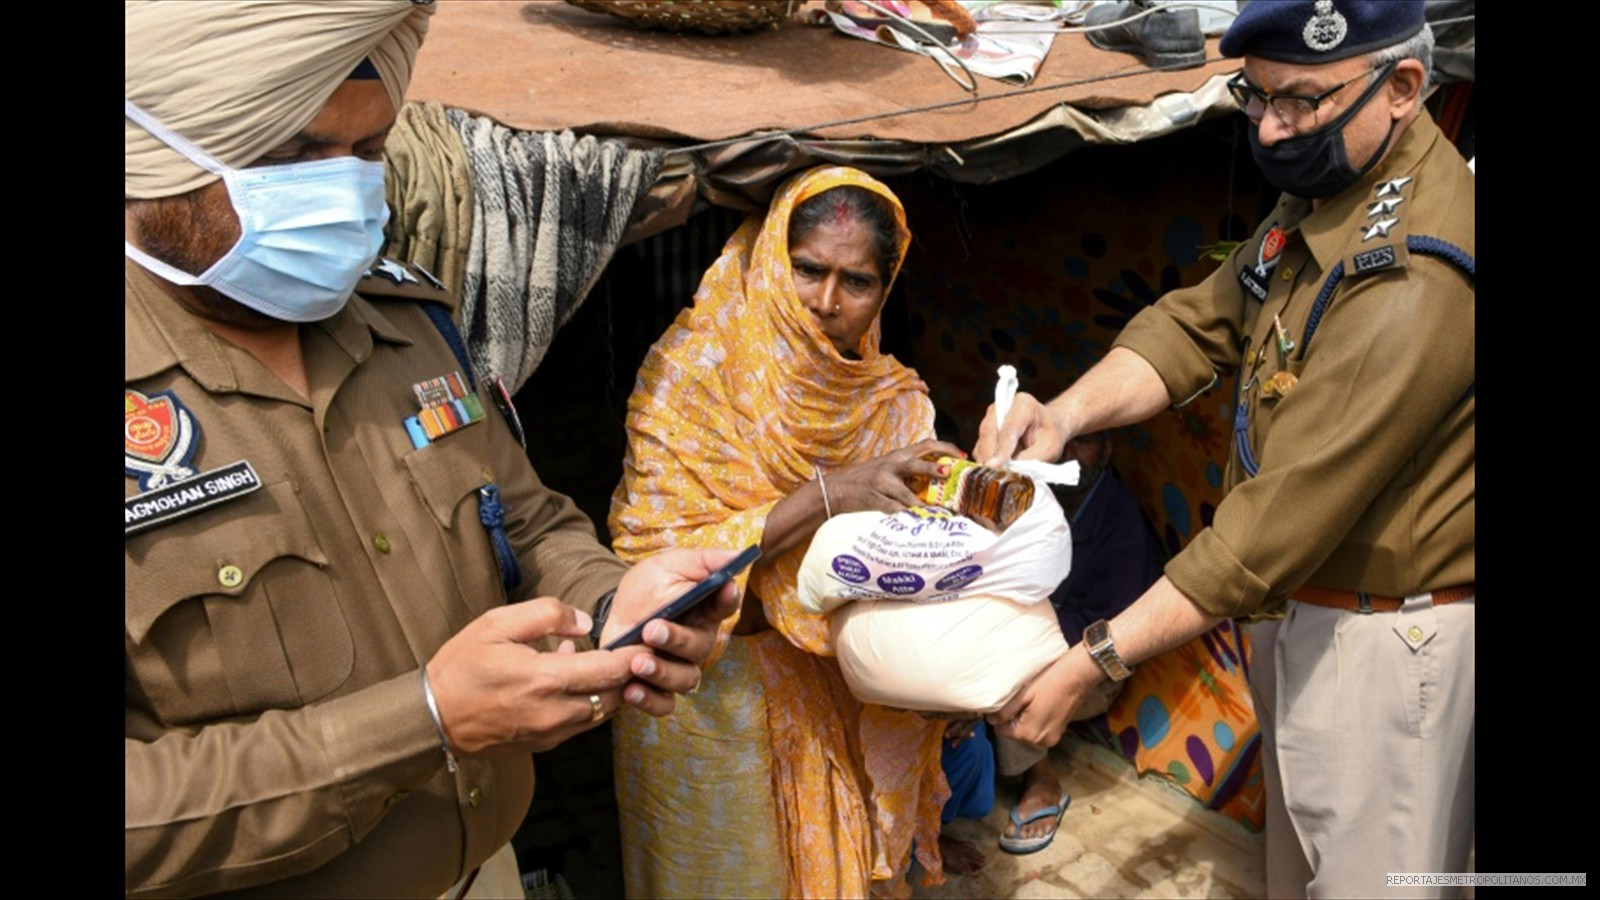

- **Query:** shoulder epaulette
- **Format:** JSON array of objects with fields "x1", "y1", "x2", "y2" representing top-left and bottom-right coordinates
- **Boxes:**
[
  {"x1": 1338, "y1": 176, "x2": 1418, "y2": 280},
  {"x1": 1308, "y1": 234, "x2": 1474, "y2": 353},
  {"x1": 355, "y1": 258, "x2": 456, "y2": 309}
]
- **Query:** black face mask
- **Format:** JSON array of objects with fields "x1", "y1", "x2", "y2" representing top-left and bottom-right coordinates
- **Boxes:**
[{"x1": 1248, "y1": 64, "x2": 1398, "y2": 198}]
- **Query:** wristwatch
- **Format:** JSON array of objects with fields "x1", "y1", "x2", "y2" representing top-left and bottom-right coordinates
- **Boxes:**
[
  {"x1": 589, "y1": 588, "x2": 617, "y2": 645},
  {"x1": 1084, "y1": 618, "x2": 1134, "y2": 682}
]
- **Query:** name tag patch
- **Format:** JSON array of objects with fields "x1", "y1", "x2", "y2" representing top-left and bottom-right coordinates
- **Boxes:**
[
  {"x1": 1239, "y1": 266, "x2": 1269, "y2": 300},
  {"x1": 125, "y1": 460, "x2": 262, "y2": 537}
]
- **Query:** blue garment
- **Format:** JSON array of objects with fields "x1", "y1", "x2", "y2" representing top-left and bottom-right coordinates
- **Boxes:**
[
  {"x1": 940, "y1": 719, "x2": 995, "y2": 824},
  {"x1": 1050, "y1": 468, "x2": 1165, "y2": 646}
]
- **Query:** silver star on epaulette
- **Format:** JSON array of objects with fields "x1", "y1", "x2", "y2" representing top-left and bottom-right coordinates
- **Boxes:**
[
  {"x1": 1362, "y1": 218, "x2": 1399, "y2": 241},
  {"x1": 1366, "y1": 197, "x2": 1405, "y2": 218},
  {"x1": 371, "y1": 258, "x2": 420, "y2": 285},
  {"x1": 1374, "y1": 177, "x2": 1413, "y2": 199}
]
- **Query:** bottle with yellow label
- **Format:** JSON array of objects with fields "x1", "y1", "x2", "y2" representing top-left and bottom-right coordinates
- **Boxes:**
[{"x1": 907, "y1": 455, "x2": 1034, "y2": 531}]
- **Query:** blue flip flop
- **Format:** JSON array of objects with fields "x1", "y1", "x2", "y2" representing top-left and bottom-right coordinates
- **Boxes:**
[{"x1": 998, "y1": 793, "x2": 1071, "y2": 855}]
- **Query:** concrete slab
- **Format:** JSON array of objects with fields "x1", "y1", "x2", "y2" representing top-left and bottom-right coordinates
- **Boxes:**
[{"x1": 526, "y1": 728, "x2": 1263, "y2": 899}]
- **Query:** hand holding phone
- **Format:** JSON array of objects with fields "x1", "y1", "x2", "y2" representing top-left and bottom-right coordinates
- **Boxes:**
[{"x1": 603, "y1": 545, "x2": 761, "y2": 651}]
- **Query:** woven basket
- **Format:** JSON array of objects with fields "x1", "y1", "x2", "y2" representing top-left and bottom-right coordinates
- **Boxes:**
[{"x1": 565, "y1": 0, "x2": 801, "y2": 35}]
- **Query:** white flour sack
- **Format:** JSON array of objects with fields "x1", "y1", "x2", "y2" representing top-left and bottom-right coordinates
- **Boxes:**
[
  {"x1": 828, "y1": 595, "x2": 1068, "y2": 713},
  {"x1": 798, "y1": 479, "x2": 1074, "y2": 712},
  {"x1": 798, "y1": 480, "x2": 1072, "y2": 613}
]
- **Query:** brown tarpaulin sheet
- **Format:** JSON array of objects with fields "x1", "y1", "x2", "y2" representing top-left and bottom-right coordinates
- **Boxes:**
[
  {"x1": 407, "y1": 0, "x2": 1244, "y2": 235},
  {"x1": 410, "y1": 1, "x2": 1237, "y2": 142}
]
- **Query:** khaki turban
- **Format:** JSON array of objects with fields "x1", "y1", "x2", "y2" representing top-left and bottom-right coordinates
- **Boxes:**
[{"x1": 125, "y1": 0, "x2": 434, "y2": 198}]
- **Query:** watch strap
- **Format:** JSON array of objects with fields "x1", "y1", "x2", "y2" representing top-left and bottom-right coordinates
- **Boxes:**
[
  {"x1": 1086, "y1": 618, "x2": 1134, "y2": 682},
  {"x1": 590, "y1": 588, "x2": 617, "y2": 645}
]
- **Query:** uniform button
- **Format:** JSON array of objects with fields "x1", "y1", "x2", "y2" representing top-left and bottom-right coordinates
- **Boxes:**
[
  {"x1": 468, "y1": 787, "x2": 482, "y2": 808},
  {"x1": 1280, "y1": 268, "x2": 1294, "y2": 281},
  {"x1": 218, "y1": 565, "x2": 244, "y2": 588},
  {"x1": 1407, "y1": 626, "x2": 1424, "y2": 643},
  {"x1": 373, "y1": 534, "x2": 391, "y2": 554}
]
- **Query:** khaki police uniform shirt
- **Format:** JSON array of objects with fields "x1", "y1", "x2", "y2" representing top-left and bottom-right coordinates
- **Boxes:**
[
  {"x1": 1115, "y1": 110, "x2": 1474, "y2": 620},
  {"x1": 124, "y1": 259, "x2": 628, "y2": 898}
]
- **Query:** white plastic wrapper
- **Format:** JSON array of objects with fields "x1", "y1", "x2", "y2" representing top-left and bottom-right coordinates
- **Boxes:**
[
  {"x1": 829, "y1": 594, "x2": 1069, "y2": 713},
  {"x1": 798, "y1": 483, "x2": 1073, "y2": 613}
]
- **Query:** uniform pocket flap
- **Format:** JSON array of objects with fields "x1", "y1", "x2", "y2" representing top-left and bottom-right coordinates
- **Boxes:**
[
  {"x1": 402, "y1": 427, "x2": 492, "y2": 529},
  {"x1": 124, "y1": 479, "x2": 328, "y2": 644}
]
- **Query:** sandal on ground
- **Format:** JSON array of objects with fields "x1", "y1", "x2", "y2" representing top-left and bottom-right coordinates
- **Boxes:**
[{"x1": 997, "y1": 793, "x2": 1071, "y2": 855}]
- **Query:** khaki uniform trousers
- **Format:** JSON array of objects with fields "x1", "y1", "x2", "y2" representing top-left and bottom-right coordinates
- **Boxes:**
[
  {"x1": 1248, "y1": 595, "x2": 1475, "y2": 899},
  {"x1": 441, "y1": 842, "x2": 524, "y2": 900}
]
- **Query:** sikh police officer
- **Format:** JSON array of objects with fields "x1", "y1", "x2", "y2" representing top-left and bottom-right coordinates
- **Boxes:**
[{"x1": 125, "y1": 3, "x2": 738, "y2": 896}]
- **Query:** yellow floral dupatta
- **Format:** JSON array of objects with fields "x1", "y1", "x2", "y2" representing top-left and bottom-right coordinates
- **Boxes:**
[{"x1": 610, "y1": 167, "x2": 948, "y2": 897}]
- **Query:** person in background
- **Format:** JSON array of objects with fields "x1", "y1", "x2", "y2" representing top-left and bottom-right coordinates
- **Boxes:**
[
  {"x1": 978, "y1": 2, "x2": 1473, "y2": 895},
  {"x1": 937, "y1": 717, "x2": 996, "y2": 875},
  {"x1": 125, "y1": 3, "x2": 736, "y2": 896}
]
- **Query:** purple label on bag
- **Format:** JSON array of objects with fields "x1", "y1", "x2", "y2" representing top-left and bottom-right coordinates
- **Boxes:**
[
  {"x1": 877, "y1": 571, "x2": 925, "y2": 595},
  {"x1": 832, "y1": 555, "x2": 869, "y2": 583},
  {"x1": 935, "y1": 565, "x2": 983, "y2": 592}
]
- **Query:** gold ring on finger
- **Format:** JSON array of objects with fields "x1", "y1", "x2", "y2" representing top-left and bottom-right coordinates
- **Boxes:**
[{"x1": 588, "y1": 693, "x2": 605, "y2": 723}]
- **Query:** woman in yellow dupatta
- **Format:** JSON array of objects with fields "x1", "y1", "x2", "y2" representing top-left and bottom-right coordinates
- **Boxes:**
[{"x1": 609, "y1": 166, "x2": 966, "y2": 899}]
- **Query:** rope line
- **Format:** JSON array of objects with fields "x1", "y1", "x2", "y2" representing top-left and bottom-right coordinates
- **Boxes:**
[{"x1": 664, "y1": 54, "x2": 1234, "y2": 156}]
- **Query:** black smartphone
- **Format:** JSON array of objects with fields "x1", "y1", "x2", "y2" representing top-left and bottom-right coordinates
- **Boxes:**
[{"x1": 602, "y1": 544, "x2": 762, "y2": 650}]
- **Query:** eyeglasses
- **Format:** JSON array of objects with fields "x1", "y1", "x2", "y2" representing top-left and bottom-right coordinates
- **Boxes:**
[{"x1": 1227, "y1": 61, "x2": 1395, "y2": 129}]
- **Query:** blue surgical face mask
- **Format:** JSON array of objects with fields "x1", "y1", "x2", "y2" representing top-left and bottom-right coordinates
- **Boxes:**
[{"x1": 124, "y1": 99, "x2": 390, "y2": 323}]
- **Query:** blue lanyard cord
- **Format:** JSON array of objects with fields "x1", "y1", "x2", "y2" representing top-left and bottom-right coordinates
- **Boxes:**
[
  {"x1": 1232, "y1": 367, "x2": 1261, "y2": 478},
  {"x1": 1303, "y1": 236, "x2": 1475, "y2": 352},
  {"x1": 420, "y1": 298, "x2": 521, "y2": 590},
  {"x1": 421, "y1": 301, "x2": 478, "y2": 392},
  {"x1": 478, "y1": 484, "x2": 523, "y2": 590},
  {"x1": 1237, "y1": 236, "x2": 1474, "y2": 481}
]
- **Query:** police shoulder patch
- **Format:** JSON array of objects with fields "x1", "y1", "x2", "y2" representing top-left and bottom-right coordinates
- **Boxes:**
[{"x1": 1348, "y1": 242, "x2": 1409, "y2": 277}]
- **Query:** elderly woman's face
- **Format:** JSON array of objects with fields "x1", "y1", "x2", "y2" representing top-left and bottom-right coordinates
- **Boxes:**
[{"x1": 789, "y1": 216, "x2": 887, "y2": 358}]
